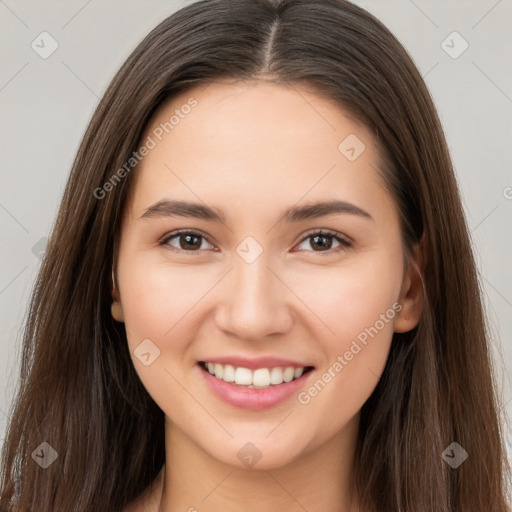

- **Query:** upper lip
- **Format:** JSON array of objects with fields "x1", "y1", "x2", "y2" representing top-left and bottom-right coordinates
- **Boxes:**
[{"x1": 199, "y1": 356, "x2": 313, "y2": 370}]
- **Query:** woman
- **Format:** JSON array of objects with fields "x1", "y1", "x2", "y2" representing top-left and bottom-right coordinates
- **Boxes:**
[{"x1": 0, "y1": 0, "x2": 509, "y2": 510}]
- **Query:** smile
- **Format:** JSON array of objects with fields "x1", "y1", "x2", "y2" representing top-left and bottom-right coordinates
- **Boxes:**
[
  {"x1": 197, "y1": 360, "x2": 315, "y2": 410},
  {"x1": 200, "y1": 361, "x2": 313, "y2": 388}
]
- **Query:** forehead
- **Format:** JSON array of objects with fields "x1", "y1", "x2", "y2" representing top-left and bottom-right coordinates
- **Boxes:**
[{"x1": 125, "y1": 80, "x2": 394, "y2": 226}]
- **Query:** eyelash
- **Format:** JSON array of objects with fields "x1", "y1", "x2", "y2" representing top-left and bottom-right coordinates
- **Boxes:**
[{"x1": 159, "y1": 229, "x2": 352, "y2": 255}]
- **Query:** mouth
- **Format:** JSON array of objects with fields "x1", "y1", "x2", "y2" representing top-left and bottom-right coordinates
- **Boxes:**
[{"x1": 198, "y1": 361, "x2": 315, "y2": 389}]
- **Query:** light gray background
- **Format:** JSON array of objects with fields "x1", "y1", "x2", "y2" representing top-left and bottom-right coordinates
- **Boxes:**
[{"x1": 1, "y1": 0, "x2": 511, "y2": 463}]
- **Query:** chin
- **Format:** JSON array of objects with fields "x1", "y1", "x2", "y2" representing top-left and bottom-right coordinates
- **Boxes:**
[{"x1": 204, "y1": 435, "x2": 310, "y2": 471}]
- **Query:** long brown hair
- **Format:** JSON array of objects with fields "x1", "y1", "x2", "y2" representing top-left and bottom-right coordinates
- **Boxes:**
[{"x1": 1, "y1": 0, "x2": 509, "y2": 510}]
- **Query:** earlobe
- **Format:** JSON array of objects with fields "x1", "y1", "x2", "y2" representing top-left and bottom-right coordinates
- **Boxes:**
[
  {"x1": 110, "y1": 268, "x2": 125, "y2": 323},
  {"x1": 394, "y1": 242, "x2": 424, "y2": 333},
  {"x1": 111, "y1": 301, "x2": 125, "y2": 322}
]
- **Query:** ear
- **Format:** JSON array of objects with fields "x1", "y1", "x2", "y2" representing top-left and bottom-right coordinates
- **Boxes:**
[
  {"x1": 394, "y1": 241, "x2": 424, "y2": 333},
  {"x1": 110, "y1": 268, "x2": 125, "y2": 323}
]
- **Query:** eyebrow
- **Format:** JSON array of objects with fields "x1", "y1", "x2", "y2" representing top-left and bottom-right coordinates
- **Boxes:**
[{"x1": 139, "y1": 198, "x2": 373, "y2": 224}]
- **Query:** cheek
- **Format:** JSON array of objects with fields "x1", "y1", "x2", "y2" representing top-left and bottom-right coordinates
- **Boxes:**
[
  {"x1": 118, "y1": 254, "x2": 223, "y2": 373},
  {"x1": 117, "y1": 260, "x2": 210, "y2": 418},
  {"x1": 120, "y1": 252, "x2": 202, "y2": 328},
  {"x1": 287, "y1": 250, "x2": 403, "y2": 345},
  {"x1": 290, "y1": 252, "x2": 402, "y2": 416}
]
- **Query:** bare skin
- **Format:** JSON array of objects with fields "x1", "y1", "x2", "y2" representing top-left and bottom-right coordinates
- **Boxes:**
[{"x1": 115, "y1": 79, "x2": 423, "y2": 512}]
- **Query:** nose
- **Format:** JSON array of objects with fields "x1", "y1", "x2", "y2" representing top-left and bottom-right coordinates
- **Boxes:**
[{"x1": 213, "y1": 251, "x2": 293, "y2": 341}]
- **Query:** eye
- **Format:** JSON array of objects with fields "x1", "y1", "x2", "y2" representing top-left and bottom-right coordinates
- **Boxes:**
[
  {"x1": 160, "y1": 230, "x2": 215, "y2": 253},
  {"x1": 159, "y1": 229, "x2": 352, "y2": 254},
  {"x1": 294, "y1": 229, "x2": 352, "y2": 254}
]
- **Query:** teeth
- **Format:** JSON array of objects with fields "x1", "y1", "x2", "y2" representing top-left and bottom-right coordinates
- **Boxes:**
[
  {"x1": 214, "y1": 363, "x2": 224, "y2": 379},
  {"x1": 283, "y1": 367, "x2": 295, "y2": 382},
  {"x1": 203, "y1": 362, "x2": 307, "y2": 387},
  {"x1": 223, "y1": 364, "x2": 235, "y2": 382},
  {"x1": 252, "y1": 368, "x2": 270, "y2": 387},
  {"x1": 269, "y1": 367, "x2": 283, "y2": 385},
  {"x1": 234, "y1": 367, "x2": 252, "y2": 385}
]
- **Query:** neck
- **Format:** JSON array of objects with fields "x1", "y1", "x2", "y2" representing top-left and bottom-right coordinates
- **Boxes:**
[{"x1": 157, "y1": 414, "x2": 360, "y2": 512}]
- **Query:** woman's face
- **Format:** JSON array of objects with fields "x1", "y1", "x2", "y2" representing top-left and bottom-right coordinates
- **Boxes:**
[{"x1": 114, "y1": 80, "x2": 420, "y2": 469}]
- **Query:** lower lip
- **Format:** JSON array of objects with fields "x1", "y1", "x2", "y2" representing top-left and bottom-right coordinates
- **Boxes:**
[{"x1": 198, "y1": 364, "x2": 314, "y2": 411}]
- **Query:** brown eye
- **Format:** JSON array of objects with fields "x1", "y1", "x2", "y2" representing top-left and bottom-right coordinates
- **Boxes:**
[
  {"x1": 310, "y1": 233, "x2": 334, "y2": 251},
  {"x1": 296, "y1": 230, "x2": 351, "y2": 253},
  {"x1": 161, "y1": 230, "x2": 214, "y2": 252}
]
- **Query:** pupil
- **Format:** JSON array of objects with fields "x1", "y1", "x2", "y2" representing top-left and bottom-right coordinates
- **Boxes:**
[
  {"x1": 181, "y1": 234, "x2": 201, "y2": 250},
  {"x1": 312, "y1": 234, "x2": 331, "y2": 251}
]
